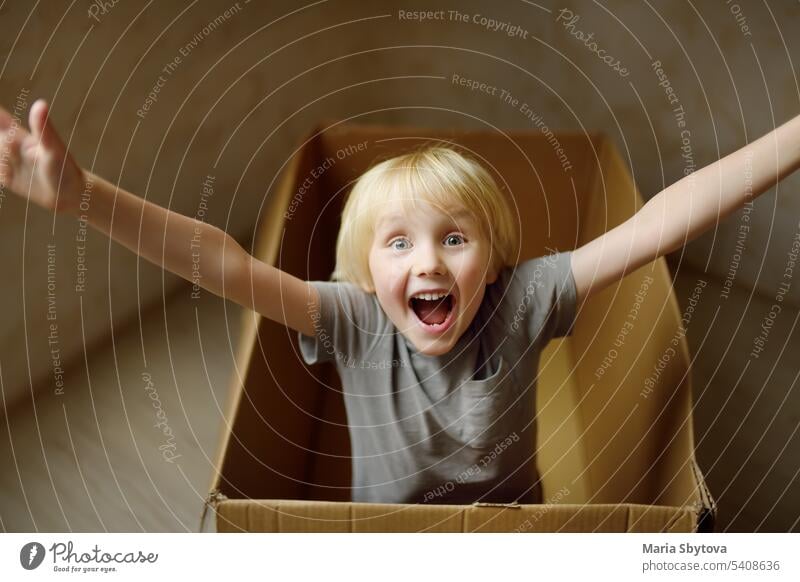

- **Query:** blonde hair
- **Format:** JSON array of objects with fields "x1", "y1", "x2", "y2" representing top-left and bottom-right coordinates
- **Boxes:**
[{"x1": 331, "y1": 144, "x2": 520, "y2": 292}]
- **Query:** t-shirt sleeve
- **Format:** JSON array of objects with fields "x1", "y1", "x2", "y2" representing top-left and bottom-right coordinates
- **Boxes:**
[
  {"x1": 297, "y1": 280, "x2": 388, "y2": 366},
  {"x1": 495, "y1": 250, "x2": 578, "y2": 343}
]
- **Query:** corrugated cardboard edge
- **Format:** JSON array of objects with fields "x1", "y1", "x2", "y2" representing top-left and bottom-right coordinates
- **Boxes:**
[
  {"x1": 690, "y1": 457, "x2": 717, "y2": 532},
  {"x1": 213, "y1": 499, "x2": 700, "y2": 533}
]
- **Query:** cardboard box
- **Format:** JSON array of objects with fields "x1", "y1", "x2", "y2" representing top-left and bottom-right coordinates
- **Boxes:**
[{"x1": 203, "y1": 122, "x2": 716, "y2": 532}]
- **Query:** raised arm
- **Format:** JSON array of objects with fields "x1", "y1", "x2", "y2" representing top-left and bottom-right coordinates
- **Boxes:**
[
  {"x1": 0, "y1": 98, "x2": 319, "y2": 337},
  {"x1": 571, "y1": 112, "x2": 800, "y2": 307},
  {"x1": 70, "y1": 172, "x2": 320, "y2": 338}
]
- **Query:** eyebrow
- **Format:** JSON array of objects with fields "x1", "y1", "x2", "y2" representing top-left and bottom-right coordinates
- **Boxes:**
[{"x1": 376, "y1": 208, "x2": 476, "y2": 230}]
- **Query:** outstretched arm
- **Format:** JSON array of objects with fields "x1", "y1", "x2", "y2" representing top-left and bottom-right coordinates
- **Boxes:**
[
  {"x1": 67, "y1": 170, "x2": 320, "y2": 337},
  {"x1": 571, "y1": 112, "x2": 800, "y2": 307},
  {"x1": 0, "y1": 98, "x2": 320, "y2": 337}
]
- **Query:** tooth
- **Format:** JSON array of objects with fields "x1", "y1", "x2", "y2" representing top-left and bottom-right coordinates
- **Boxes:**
[{"x1": 411, "y1": 292, "x2": 450, "y2": 300}]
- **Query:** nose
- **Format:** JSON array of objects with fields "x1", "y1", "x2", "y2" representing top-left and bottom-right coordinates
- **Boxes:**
[{"x1": 411, "y1": 240, "x2": 446, "y2": 278}]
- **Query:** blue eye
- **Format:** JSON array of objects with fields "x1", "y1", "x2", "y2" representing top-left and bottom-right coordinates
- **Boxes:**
[
  {"x1": 444, "y1": 234, "x2": 464, "y2": 246},
  {"x1": 390, "y1": 237, "x2": 410, "y2": 251}
]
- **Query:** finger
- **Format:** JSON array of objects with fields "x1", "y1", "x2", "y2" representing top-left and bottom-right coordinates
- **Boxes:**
[
  {"x1": 29, "y1": 99, "x2": 64, "y2": 152},
  {"x1": 0, "y1": 107, "x2": 13, "y2": 131},
  {"x1": 0, "y1": 133, "x2": 22, "y2": 183}
]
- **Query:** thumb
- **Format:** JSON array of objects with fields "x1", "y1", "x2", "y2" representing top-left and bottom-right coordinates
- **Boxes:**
[{"x1": 29, "y1": 99, "x2": 65, "y2": 152}]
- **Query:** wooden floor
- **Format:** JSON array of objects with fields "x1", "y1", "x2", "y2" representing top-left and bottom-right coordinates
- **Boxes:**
[
  {"x1": 1, "y1": 266, "x2": 798, "y2": 532},
  {"x1": 0, "y1": 285, "x2": 243, "y2": 532}
]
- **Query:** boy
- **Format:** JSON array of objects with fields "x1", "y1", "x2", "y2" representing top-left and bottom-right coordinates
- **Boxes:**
[{"x1": 2, "y1": 99, "x2": 799, "y2": 504}]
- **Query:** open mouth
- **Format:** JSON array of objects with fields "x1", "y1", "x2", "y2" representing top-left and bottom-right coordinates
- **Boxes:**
[{"x1": 408, "y1": 293, "x2": 456, "y2": 331}]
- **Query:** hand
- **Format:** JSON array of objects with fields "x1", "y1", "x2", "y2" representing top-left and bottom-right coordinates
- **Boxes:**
[{"x1": 0, "y1": 98, "x2": 85, "y2": 213}]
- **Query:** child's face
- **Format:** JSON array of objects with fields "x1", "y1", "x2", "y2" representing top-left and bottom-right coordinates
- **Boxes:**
[{"x1": 368, "y1": 198, "x2": 499, "y2": 356}]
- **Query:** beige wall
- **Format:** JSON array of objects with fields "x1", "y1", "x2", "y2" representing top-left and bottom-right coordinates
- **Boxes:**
[{"x1": 1, "y1": 2, "x2": 798, "y2": 525}]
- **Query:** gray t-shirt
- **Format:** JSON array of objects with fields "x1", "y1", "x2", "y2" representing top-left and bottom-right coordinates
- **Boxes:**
[{"x1": 298, "y1": 251, "x2": 577, "y2": 505}]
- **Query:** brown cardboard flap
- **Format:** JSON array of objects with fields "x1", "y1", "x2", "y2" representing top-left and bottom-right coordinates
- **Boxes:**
[
  {"x1": 469, "y1": 504, "x2": 623, "y2": 532},
  {"x1": 626, "y1": 504, "x2": 698, "y2": 532},
  {"x1": 351, "y1": 503, "x2": 465, "y2": 532},
  {"x1": 216, "y1": 500, "x2": 698, "y2": 533}
]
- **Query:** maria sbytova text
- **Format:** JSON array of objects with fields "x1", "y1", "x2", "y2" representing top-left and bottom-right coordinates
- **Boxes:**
[{"x1": 644, "y1": 543, "x2": 727, "y2": 556}]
